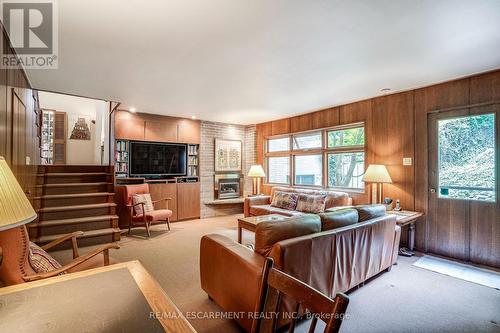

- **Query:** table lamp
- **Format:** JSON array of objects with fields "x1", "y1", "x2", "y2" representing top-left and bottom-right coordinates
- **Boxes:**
[
  {"x1": 247, "y1": 165, "x2": 266, "y2": 196},
  {"x1": 362, "y1": 164, "x2": 392, "y2": 204},
  {"x1": 0, "y1": 156, "x2": 37, "y2": 266}
]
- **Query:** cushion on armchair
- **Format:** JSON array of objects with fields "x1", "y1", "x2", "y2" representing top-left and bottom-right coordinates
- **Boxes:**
[
  {"x1": 270, "y1": 191, "x2": 299, "y2": 210},
  {"x1": 255, "y1": 214, "x2": 321, "y2": 256},
  {"x1": 28, "y1": 242, "x2": 65, "y2": 274},
  {"x1": 132, "y1": 193, "x2": 154, "y2": 215}
]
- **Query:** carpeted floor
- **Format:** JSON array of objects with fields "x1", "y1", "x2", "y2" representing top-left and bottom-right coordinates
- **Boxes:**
[{"x1": 51, "y1": 215, "x2": 500, "y2": 333}]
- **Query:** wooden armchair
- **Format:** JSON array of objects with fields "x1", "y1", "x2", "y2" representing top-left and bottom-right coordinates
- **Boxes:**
[
  {"x1": 0, "y1": 226, "x2": 120, "y2": 286},
  {"x1": 120, "y1": 184, "x2": 173, "y2": 237},
  {"x1": 253, "y1": 258, "x2": 349, "y2": 333}
]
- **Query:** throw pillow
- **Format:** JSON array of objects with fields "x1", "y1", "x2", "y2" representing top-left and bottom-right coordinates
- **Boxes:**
[
  {"x1": 28, "y1": 241, "x2": 65, "y2": 274},
  {"x1": 270, "y1": 191, "x2": 299, "y2": 210},
  {"x1": 296, "y1": 194, "x2": 327, "y2": 214},
  {"x1": 132, "y1": 193, "x2": 154, "y2": 216}
]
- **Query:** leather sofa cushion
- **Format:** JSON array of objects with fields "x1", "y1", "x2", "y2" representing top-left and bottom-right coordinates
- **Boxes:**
[
  {"x1": 318, "y1": 208, "x2": 359, "y2": 231},
  {"x1": 355, "y1": 204, "x2": 386, "y2": 222},
  {"x1": 249, "y1": 205, "x2": 304, "y2": 217},
  {"x1": 255, "y1": 214, "x2": 321, "y2": 256},
  {"x1": 271, "y1": 186, "x2": 350, "y2": 209}
]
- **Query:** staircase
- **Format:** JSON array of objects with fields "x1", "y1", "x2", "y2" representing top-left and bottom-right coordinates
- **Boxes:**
[{"x1": 30, "y1": 165, "x2": 121, "y2": 249}]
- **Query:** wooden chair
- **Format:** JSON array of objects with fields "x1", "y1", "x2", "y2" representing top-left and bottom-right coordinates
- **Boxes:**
[
  {"x1": 253, "y1": 258, "x2": 349, "y2": 333},
  {"x1": 120, "y1": 184, "x2": 173, "y2": 237},
  {"x1": 0, "y1": 226, "x2": 120, "y2": 286}
]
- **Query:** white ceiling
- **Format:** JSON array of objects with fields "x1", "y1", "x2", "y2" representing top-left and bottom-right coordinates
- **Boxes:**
[{"x1": 27, "y1": 0, "x2": 500, "y2": 125}]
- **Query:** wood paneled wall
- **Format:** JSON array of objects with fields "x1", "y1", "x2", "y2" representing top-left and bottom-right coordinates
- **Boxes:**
[
  {"x1": 0, "y1": 27, "x2": 40, "y2": 199},
  {"x1": 256, "y1": 69, "x2": 500, "y2": 262}
]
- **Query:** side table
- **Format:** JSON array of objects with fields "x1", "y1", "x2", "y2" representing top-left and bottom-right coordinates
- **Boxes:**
[{"x1": 387, "y1": 210, "x2": 423, "y2": 257}]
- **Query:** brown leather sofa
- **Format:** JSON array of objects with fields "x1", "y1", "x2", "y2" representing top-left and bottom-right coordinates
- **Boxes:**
[
  {"x1": 243, "y1": 186, "x2": 353, "y2": 217},
  {"x1": 200, "y1": 205, "x2": 400, "y2": 332}
]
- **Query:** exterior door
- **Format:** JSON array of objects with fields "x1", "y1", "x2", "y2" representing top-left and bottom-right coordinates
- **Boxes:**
[{"x1": 428, "y1": 105, "x2": 499, "y2": 267}]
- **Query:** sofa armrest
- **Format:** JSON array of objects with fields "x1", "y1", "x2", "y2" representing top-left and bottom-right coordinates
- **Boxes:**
[
  {"x1": 200, "y1": 234, "x2": 266, "y2": 332},
  {"x1": 244, "y1": 195, "x2": 271, "y2": 217},
  {"x1": 391, "y1": 225, "x2": 401, "y2": 265}
]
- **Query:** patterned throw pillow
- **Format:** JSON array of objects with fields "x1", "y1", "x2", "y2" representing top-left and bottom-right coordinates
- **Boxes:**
[
  {"x1": 296, "y1": 194, "x2": 327, "y2": 214},
  {"x1": 28, "y1": 241, "x2": 65, "y2": 274},
  {"x1": 132, "y1": 193, "x2": 154, "y2": 216},
  {"x1": 271, "y1": 191, "x2": 299, "y2": 210}
]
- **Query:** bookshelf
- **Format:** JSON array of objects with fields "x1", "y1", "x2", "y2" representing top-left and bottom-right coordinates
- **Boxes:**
[
  {"x1": 115, "y1": 140, "x2": 129, "y2": 176},
  {"x1": 187, "y1": 144, "x2": 199, "y2": 177},
  {"x1": 41, "y1": 110, "x2": 55, "y2": 164}
]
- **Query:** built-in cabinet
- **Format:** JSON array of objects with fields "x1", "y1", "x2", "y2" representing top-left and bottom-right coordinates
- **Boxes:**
[
  {"x1": 114, "y1": 110, "x2": 201, "y2": 144},
  {"x1": 177, "y1": 182, "x2": 201, "y2": 220}
]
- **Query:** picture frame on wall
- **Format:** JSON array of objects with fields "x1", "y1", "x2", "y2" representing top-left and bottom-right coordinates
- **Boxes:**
[{"x1": 215, "y1": 138, "x2": 242, "y2": 172}]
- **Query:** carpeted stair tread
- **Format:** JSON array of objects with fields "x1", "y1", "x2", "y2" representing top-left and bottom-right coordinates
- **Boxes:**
[
  {"x1": 37, "y1": 228, "x2": 121, "y2": 243},
  {"x1": 36, "y1": 182, "x2": 112, "y2": 188},
  {"x1": 30, "y1": 215, "x2": 119, "y2": 227},
  {"x1": 37, "y1": 172, "x2": 110, "y2": 177},
  {"x1": 37, "y1": 203, "x2": 116, "y2": 213},
  {"x1": 34, "y1": 192, "x2": 114, "y2": 200}
]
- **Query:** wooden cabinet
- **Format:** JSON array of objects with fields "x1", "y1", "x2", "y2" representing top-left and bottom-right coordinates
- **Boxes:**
[
  {"x1": 178, "y1": 119, "x2": 201, "y2": 144},
  {"x1": 115, "y1": 118, "x2": 145, "y2": 140},
  {"x1": 148, "y1": 182, "x2": 178, "y2": 221},
  {"x1": 144, "y1": 121, "x2": 178, "y2": 142},
  {"x1": 177, "y1": 182, "x2": 200, "y2": 220}
]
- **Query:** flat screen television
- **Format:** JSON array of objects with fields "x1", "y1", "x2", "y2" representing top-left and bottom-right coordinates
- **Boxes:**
[{"x1": 129, "y1": 141, "x2": 187, "y2": 178}]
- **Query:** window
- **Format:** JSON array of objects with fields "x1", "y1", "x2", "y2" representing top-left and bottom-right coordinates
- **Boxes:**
[
  {"x1": 268, "y1": 137, "x2": 289, "y2": 152},
  {"x1": 294, "y1": 155, "x2": 322, "y2": 186},
  {"x1": 328, "y1": 152, "x2": 365, "y2": 189},
  {"x1": 292, "y1": 132, "x2": 322, "y2": 150},
  {"x1": 438, "y1": 114, "x2": 496, "y2": 202},
  {"x1": 328, "y1": 127, "x2": 365, "y2": 148},
  {"x1": 326, "y1": 126, "x2": 365, "y2": 190},
  {"x1": 265, "y1": 123, "x2": 366, "y2": 190},
  {"x1": 268, "y1": 156, "x2": 290, "y2": 184}
]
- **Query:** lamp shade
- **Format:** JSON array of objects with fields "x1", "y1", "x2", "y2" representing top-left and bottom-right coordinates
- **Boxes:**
[
  {"x1": 247, "y1": 165, "x2": 266, "y2": 178},
  {"x1": 362, "y1": 164, "x2": 392, "y2": 183},
  {"x1": 0, "y1": 157, "x2": 36, "y2": 231}
]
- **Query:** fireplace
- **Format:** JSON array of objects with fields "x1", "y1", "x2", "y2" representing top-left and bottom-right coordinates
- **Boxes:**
[{"x1": 214, "y1": 174, "x2": 242, "y2": 200}]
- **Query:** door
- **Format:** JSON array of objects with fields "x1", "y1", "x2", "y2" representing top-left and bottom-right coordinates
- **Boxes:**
[
  {"x1": 53, "y1": 111, "x2": 66, "y2": 165},
  {"x1": 428, "y1": 105, "x2": 499, "y2": 267}
]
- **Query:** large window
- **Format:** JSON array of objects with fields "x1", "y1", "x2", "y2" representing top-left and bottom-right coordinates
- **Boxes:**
[
  {"x1": 265, "y1": 123, "x2": 365, "y2": 190},
  {"x1": 268, "y1": 156, "x2": 290, "y2": 184},
  {"x1": 438, "y1": 114, "x2": 496, "y2": 202},
  {"x1": 294, "y1": 155, "x2": 322, "y2": 186}
]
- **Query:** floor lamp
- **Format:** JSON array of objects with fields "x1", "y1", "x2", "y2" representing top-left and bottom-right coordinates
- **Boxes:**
[
  {"x1": 0, "y1": 156, "x2": 37, "y2": 267},
  {"x1": 362, "y1": 164, "x2": 392, "y2": 204}
]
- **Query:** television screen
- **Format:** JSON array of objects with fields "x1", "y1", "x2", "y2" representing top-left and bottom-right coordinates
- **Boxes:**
[{"x1": 130, "y1": 142, "x2": 187, "y2": 177}]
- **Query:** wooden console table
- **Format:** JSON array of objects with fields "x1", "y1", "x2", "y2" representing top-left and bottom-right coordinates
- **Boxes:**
[
  {"x1": 387, "y1": 210, "x2": 423, "y2": 257},
  {"x1": 0, "y1": 261, "x2": 196, "y2": 333}
]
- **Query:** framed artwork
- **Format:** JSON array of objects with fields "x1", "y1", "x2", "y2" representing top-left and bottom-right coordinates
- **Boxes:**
[
  {"x1": 215, "y1": 139, "x2": 242, "y2": 172},
  {"x1": 68, "y1": 114, "x2": 91, "y2": 140}
]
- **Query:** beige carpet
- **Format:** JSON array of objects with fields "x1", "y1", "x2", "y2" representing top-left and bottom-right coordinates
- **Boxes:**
[{"x1": 51, "y1": 215, "x2": 500, "y2": 333}]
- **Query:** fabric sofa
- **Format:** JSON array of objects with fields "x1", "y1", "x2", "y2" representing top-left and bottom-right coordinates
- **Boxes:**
[
  {"x1": 243, "y1": 186, "x2": 353, "y2": 217},
  {"x1": 200, "y1": 205, "x2": 401, "y2": 332}
]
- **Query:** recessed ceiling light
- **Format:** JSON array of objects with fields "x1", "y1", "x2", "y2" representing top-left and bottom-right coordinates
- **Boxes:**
[
  {"x1": 129, "y1": 107, "x2": 137, "y2": 113},
  {"x1": 191, "y1": 115, "x2": 196, "y2": 119},
  {"x1": 380, "y1": 88, "x2": 391, "y2": 93}
]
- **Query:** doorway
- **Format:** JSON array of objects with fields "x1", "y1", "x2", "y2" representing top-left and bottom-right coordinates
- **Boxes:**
[{"x1": 427, "y1": 104, "x2": 499, "y2": 267}]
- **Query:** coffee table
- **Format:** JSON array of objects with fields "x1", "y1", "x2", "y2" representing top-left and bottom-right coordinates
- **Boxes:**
[
  {"x1": 387, "y1": 210, "x2": 423, "y2": 257},
  {"x1": 237, "y1": 214, "x2": 288, "y2": 243}
]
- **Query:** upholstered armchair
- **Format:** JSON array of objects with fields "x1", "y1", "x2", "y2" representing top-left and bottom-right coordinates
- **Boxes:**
[
  {"x1": 117, "y1": 184, "x2": 173, "y2": 237},
  {"x1": 0, "y1": 226, "x2": 119, "y2": 286}
]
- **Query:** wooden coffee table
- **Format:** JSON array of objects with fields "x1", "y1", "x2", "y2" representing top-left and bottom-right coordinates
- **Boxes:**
[{"x1": 237, "y1": 214, "x2": 288, "y2": 243}]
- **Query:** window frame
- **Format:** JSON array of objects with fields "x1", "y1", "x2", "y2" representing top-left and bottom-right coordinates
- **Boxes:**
[{"x1": 264, "y1": 122, "x2": 366, "y2": 192}]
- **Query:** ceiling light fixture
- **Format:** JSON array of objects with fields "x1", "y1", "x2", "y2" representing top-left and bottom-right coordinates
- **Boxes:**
[
  {"x1": 380, "y1": 88, "x2": 391, "y2": 93},
  {"x1": 191, "y1": 115, "x2": 196, "y2": 119},
  {"x1": 129, "y1": 107, "x2": 137, "y2": 113}
]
